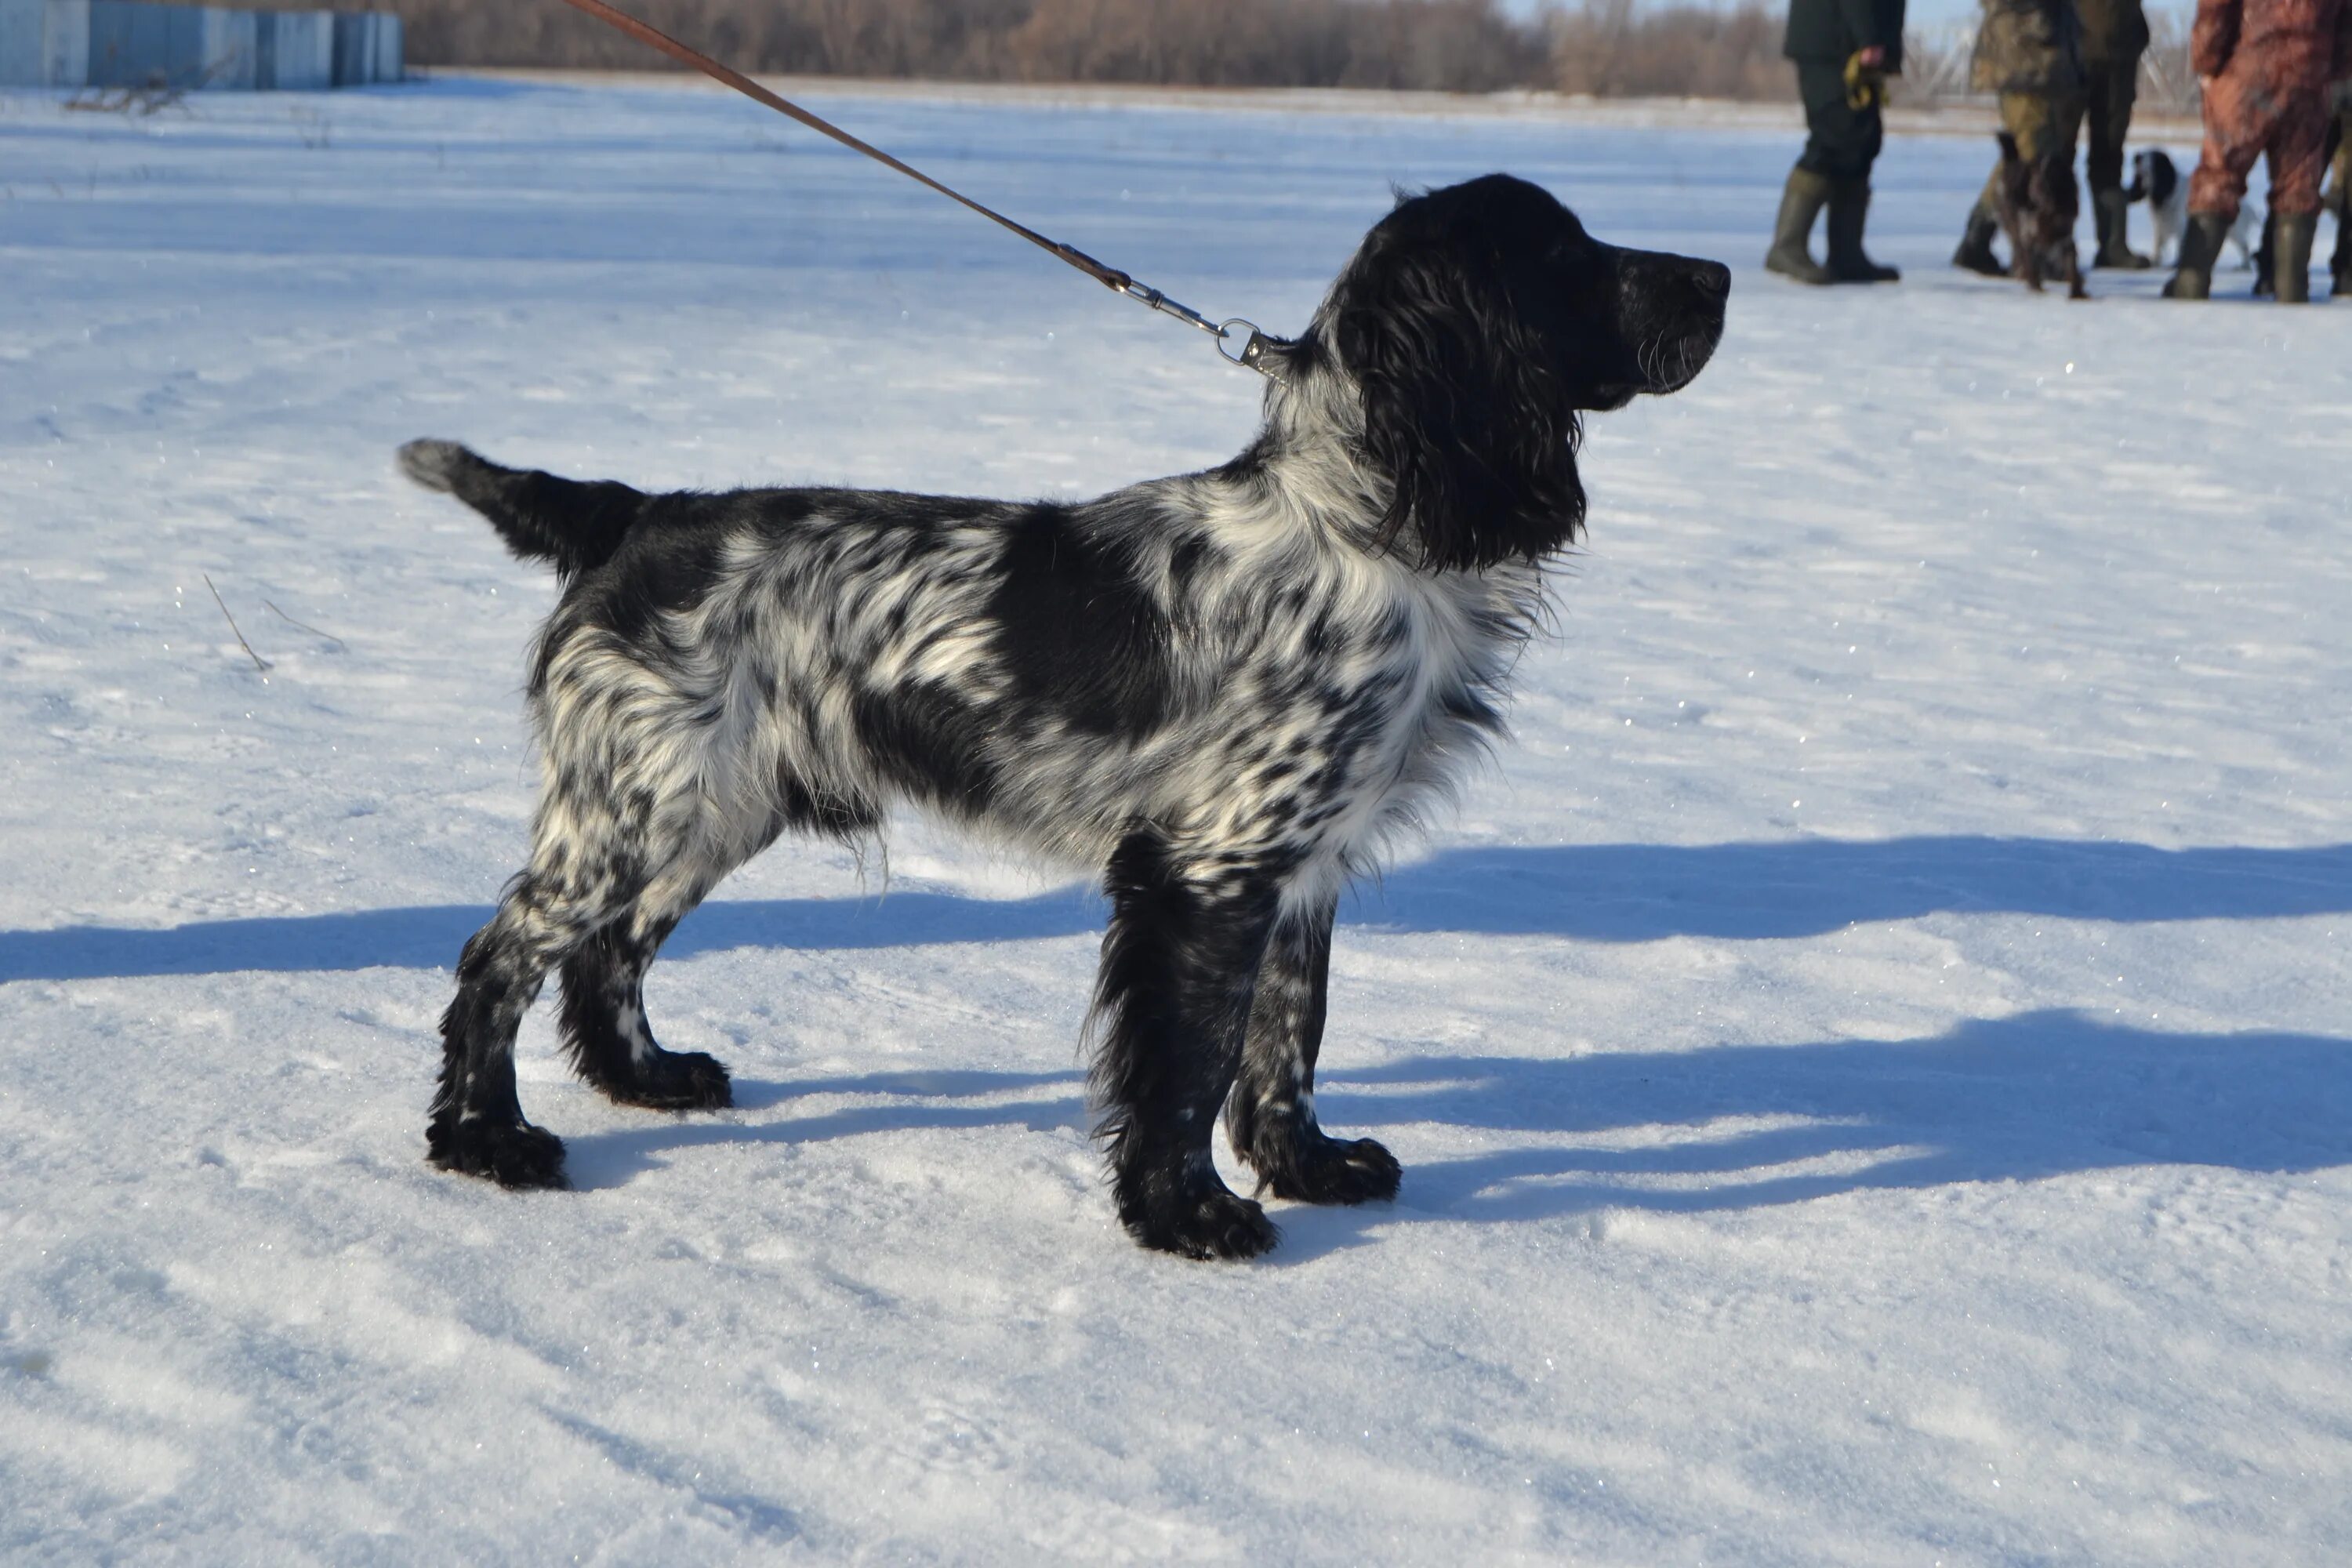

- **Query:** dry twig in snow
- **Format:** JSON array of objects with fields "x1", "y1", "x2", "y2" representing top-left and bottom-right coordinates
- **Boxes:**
[{"x1": 203, "y1": 574, "x2": 272, "y2": 673}]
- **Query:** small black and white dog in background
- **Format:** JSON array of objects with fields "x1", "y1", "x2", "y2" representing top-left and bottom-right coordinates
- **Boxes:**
[
  {"x1": 2126, "y1": 148, "x2": 2260, "y2": 267},
  {"x1": 398, "y1": 173, "x2": 1728, "y2": 1260}
]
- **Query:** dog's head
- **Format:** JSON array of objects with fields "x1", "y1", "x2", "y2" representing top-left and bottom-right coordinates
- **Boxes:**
[
  {"x1": 2125, "y1": 146, "x2": 2176, "y2": 206},
  {"x1": 1314, "y1": 172, "x2": 1728, "y2": 572}
]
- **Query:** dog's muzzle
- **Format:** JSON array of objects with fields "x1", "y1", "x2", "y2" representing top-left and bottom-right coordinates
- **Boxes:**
[{"x1": 1618, "y1": 249, "x2": 1730, "y2": 396}]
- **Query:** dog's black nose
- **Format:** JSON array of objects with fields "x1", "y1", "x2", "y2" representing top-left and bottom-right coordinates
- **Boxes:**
[{"x1": 1687, "y1": 260, "x2": 1730, "y2": 300}]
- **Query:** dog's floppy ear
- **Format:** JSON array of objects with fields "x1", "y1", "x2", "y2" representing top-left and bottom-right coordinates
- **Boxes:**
[{"x1": 1333, "y1": 223, "x2": 1586, "y2": 573}]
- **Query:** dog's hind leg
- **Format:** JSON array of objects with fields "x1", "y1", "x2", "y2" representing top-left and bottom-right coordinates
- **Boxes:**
[
  {"x1": 1091, "y1": 829, "x2": 1285, "y2": 1261},
  {"x1": 1227, "y1": 895, "x2": 1400, "y2": 1207},
  {"x1": 429, "y1": 866, "x2": 618, "y2": 1189},
  {"x1": 561, "y1": 765, "x2": 870, "y2": 1111},
  {"x1": 430, "y1": 774, "x2": 738, "y2": 1184},
  {"x1": 557, "y1": 887, "x2": 733, "y2": 1113}
]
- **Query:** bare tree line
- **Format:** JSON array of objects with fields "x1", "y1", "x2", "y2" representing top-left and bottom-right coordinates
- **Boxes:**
[
  {"x1": 359, "y1": 0, "x2": 1537, "y2": 89},
  {"x1": 256, "y1": 0, "x2": 2195, "y2": 108},
  {"x1": 1549, "y1": 0, "x2": 1789, "y2": 100},
  {"x1": 325, "y1": 0, "x2": 1774, "y2": 94}
]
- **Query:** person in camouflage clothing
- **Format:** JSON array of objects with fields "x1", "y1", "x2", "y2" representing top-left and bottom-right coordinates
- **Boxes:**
[
  {"x1": 2278, "y1": 79, "x2": 2350, "y2": 292},
  {"x1": 2078, "y1": 0, "x2": 2155, "y2": 265},
  {"x1": 1766, "y1": 0, "x2": 1908, "y2": 284},
  {"x1": 2166, "y1": 0, "x2": 2352, "y2": 299},
  {"x1": 1952, "y1": 0, "x2": 2087, "y2": 275}
]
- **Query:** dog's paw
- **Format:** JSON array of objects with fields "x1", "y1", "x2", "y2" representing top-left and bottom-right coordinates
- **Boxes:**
[
  {"x1": 597, "y1": 1049, "x2": 732, "y2": 1112},
  {"x1": 1260, "y1": 1131, "x2": 1402, "y2": 1207},
  {"x1": 396, "y1": 438, "x2": 476, "y2": 493},
  {"x1": 1120, "y1": 1173, "x2": 1280, "y2": 1261},
  {"x1": 426, "y1": 1116, "x2": 569, "y2": 1189}
]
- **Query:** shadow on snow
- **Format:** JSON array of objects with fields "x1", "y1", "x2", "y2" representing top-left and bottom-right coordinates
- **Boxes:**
[
  {"x1": 4, "y1": 835, "x2": 2344, "y2": 985},
  {"x1": 554, "y1": 1008, "x2": 2352, "y2": 1259},
  {"x1": 11, "y1": 841, "x2": 2334, "y2": 1243}
]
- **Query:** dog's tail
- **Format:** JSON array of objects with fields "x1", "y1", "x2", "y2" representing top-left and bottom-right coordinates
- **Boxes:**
[{"x1": 397, "y1": 439, "x2": 646, "y2": 579}]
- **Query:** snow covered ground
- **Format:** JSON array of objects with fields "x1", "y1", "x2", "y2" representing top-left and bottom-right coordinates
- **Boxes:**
[{"x1": 2, "y1": 74, "x2": 2347, "y2": 1564}]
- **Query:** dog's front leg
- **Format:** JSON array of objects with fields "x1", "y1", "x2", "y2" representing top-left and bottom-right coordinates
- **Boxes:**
[
  {"x1": 1091, "y1": 829, "x2": 1283, "y2": 1260},
  {"x1": 1227, "y1": 895, "x2": 1401, "y2": 1207}
]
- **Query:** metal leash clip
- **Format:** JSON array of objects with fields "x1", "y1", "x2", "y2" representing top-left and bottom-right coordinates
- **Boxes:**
[
  {"x1": 1121, "y1": 280, "x2": 1223, "y2": 339},
  {"x1": 1122, "y1": 283, "x2": 1283, "y2": 379},
  {"x1": 1216, "y1": 318, "x2": 1281, "y2": 378}
]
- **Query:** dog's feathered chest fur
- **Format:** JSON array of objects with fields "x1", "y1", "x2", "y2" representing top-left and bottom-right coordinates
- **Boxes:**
[{"x1": 531, "y1": 392, "x2": 1542, "y2": 906}]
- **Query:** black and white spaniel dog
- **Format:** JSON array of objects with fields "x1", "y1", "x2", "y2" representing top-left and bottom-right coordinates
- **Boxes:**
[
  {"x1": 398, "y1": 172, "x2": 1727, "y2": 1261},
  {"x1": 2126, "y1": 147, "x2": 2259, "y2": 268}
]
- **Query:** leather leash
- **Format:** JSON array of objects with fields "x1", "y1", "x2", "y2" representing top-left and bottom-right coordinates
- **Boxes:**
[{"x1": 549, "y1": 0, "x2": 1283, "y2": 377}]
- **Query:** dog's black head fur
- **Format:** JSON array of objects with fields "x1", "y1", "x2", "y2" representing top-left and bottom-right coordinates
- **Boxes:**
[
  {"x1": 1324, "y1": 172, "x2": 1728, "y2": 572},
  {"x1": 2124, "y1": 147, "x2": 2176, "y2": 207}
]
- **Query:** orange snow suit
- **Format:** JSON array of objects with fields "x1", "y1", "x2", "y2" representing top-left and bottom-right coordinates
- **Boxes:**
[{"x1": 2187, "y1": 0, "x2": 2352, "y2": 216}]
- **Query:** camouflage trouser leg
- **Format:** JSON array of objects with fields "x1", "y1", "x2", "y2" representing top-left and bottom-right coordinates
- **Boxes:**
[
  {"x1": 1976, "y1": 92, "x2": 2087, "y2": 216},
  {"x1": 2082, "y1": 56, "x2": 2140, "y2": 194},
  {"x1": 2189, "y1": 52, "x2": 2333, "y2": 220}
]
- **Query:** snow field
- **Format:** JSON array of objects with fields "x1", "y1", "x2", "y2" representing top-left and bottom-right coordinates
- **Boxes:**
[{"x1": 2, "y1": 77, "x2": 2348, "y2": 1563}]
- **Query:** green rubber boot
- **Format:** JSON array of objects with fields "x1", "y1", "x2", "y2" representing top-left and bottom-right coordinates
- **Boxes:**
[
  {"x1": 1952, "y1": 205, "x2": 2005, "y2": 275},
  {"x1": 2274, "y1": 212, "x2": 2316, "y2": 303},
  {"x1": 1765, "y1": 165, "x2": 1835, "y2": 285},
  {"x1": 2162, "y1": 212, "x2": 2230, "y2": 299},
  {"x1": 1827, "y1": 177, "x2": 1901, "y2": 282},
  {"x1": 2091, "y1": 187, "x2": 2151, "y2": 269}
]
